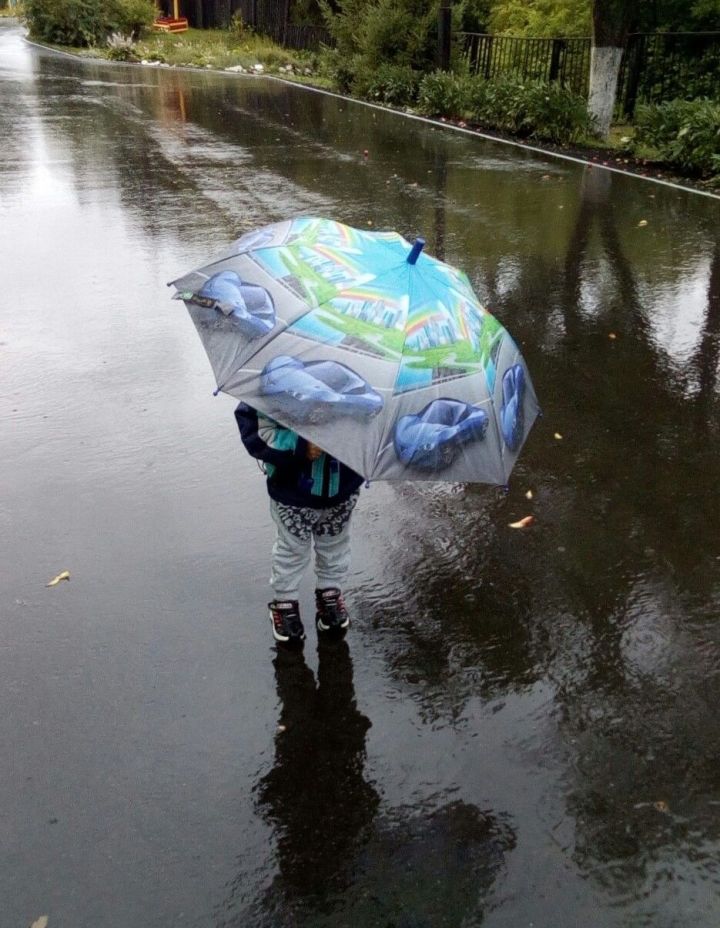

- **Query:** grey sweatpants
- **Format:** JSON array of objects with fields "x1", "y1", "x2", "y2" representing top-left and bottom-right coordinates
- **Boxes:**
[{"x1": 269, "y1": 493, "x2": 359, "y2": 600}]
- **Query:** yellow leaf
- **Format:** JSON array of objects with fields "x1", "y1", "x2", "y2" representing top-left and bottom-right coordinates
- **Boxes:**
[
  {"x1": 609, "y1": 332, "x2": 617, "y2": 340},
  {"x1": 31, "y1": 918, "x2": 49, "y2": 928},
  {"x1": 509, "y1": 515, "x2": 534, "y2": 529},
  {"x1": 638, "y1": 219, "x2": 648, "y2": 227},
  {"x1": 46, "y1": 571, "x2": 70, "y2": 587},
  {"x1": 554, "y1": 432, "x2": 563, "y2": 440},
  {"x1": 525, "y1": 490, "x2": 533, "y2": 500}
]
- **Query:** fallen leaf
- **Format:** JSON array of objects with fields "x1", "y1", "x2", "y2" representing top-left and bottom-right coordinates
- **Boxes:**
[
  {"x1": 31, "y1": 918, "x2": 49, "y2": 928},
  {"x1": 554, "y1": 432, "x2": 563, "y2": 440},
  {"x1": 509, "y1": 515, "x2": 534, "y2": 529},
  {"x1": 46, "y1": 571, "x2": 70, "y2": 587},
  {"x1": 638, "y1": 219, "x2": 648, "y2": 227},
  {"x1": 276, "y1": 724, "x2": 287, "y2": 733},
  {"x1": 525, "y1": 490, "x2": 533, "y2": 500},
  {"x1": 608, "y1": 332, "x2": 617, "y2": 340},
  {"x1": 653, "y1": 800, "x2": 670, "y2": 814}
]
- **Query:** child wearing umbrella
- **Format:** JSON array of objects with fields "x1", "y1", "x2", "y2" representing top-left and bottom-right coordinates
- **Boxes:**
[{"x1": 235, "y1": 402, "x2": 364, "y2": 646}]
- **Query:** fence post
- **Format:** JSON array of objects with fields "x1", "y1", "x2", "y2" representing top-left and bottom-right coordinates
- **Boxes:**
[
  {"x1": 438, "y1": 1, "x2": 452, "y2": 70},
  {"x1": 549, "y1": 38, "x2": 565, "y2": 82},
  {"x1": 622, "y1": 34, "x2": 645, "y2": 118}
]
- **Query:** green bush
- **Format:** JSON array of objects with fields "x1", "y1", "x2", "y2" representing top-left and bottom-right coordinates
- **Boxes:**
[
  {"x1": 473, "y1": 75, "x2": 593, "y2": 142},
  {"x1": 106, "y1": 30, "x2": 136, "y2": 59},
  {"x1": 352, "y1": 63, "x2": 420, "y2": 106},
  {"x1": 322, "y1": 0, "x2": 439, "y2": 73},
  {"x1": 417, "y1": 70, "x2": 472, "y2": 118},
  {"x1": 633, "y1": 98, "x2": 720, "y2": 179},
  {"x1": 23, "y1": 0, "x2": 154, "y2": 46},
  {"x1": 417, "y1": 70, "x2": 593, "y2": 143},
  {"x1": 111, "y1": 0, "x2": 155, "y2": 39}
]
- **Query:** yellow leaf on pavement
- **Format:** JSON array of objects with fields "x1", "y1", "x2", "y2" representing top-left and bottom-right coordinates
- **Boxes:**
[
  {"x1": 46, "y1": 571, "x2": 70, "y2": 587},
  {"x1": 509, "y1": 516, "x2": 534, "y2": 529},
  {"x1": 31, "y1": 918, "x2": 49, "y2": 928}
]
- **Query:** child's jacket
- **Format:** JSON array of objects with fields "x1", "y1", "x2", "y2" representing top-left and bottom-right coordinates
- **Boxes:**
[{"x1": 235, "y1": 402, "x2": 364, "y2": 509}]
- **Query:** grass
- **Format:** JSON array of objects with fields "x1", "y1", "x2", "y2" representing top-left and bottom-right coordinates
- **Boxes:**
[
  {"x1": 134, "y1": 27, "x2": 313, "y2": 71},
  {"x1": 33, "y1": 24, "x2": 331, "y2": 84}
]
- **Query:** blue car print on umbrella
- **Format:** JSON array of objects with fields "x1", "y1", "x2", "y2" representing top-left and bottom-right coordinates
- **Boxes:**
[
  {"x1": 394, "y1": 398, "x2": 489, "y2": 471},
  {"x1": 193, "y1": 270, "x2": 275, "y2": 339},
  {"x1": 500, "y1": 364, "x2": 525, "y2": 451},
  {"x1": 260, "y1": 355, "x2": 384, "y2": 424}
]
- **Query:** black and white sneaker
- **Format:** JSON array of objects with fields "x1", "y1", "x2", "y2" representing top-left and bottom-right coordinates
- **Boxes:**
[
  {"x1": 315, "y1": 588, "x2": 350, "y2": 634},
  {"x1": 268, "y1": 600, "x2": 305, "y2": 645}
]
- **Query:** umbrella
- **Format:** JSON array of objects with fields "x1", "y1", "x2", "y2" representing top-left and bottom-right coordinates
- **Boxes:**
[{"x1": 170, "y1": 216, "x2": 539, "y2": 484}]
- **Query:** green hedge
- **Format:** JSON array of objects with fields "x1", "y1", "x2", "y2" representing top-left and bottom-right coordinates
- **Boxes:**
[
  {"x1": 633, "y1": 98, "x2": 720, "y2": 179},
  {"x1": 417, "y1": 71, "x2": 594, "y2": 144},
  {"x1": 23, "y1": 0, "x2": 155, "y2": 46},
  {"x1": 351, "y1": 63, "x2": 421, "y2": 107}
]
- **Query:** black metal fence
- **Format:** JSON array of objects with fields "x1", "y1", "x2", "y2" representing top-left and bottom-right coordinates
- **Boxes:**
[
  {"x1": 617, "y1": 32, "x2": 720, "y2": 115},
  {"x1": 459, "y1": 31, "x2": 720, "y2": 114},
  {"x1": 460, "y1": 34, "x2": 592, "y2": 95},
  {"x1": 230, "y1": 0, "x2": 332, "y2": 50}
]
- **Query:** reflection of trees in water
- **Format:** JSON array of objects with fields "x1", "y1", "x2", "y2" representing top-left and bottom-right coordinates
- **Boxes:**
[
  {"x1": 217, "y1": 641, "x2": 515, "y2": 927},
  {"x1": 352, "y1": 168, "x2": 720, "y2": 904},
  {"x1": 357, "y1": 482, "x2": 539, "y2": 723}
]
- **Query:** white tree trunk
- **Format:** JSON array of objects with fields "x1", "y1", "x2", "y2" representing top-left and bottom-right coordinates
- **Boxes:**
[{"x1": 588, "y1": 45, "x2": 624, "y2": 139}]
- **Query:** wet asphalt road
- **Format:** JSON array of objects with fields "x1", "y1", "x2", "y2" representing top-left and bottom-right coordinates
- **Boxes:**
[{"x1": 2, "y1": 19, "x2": 720, "y2": 928}]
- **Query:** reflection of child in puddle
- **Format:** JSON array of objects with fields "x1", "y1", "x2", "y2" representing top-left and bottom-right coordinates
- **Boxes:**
[{"x1": 257, "y1": 640, "x2": 379, "y2": 900}]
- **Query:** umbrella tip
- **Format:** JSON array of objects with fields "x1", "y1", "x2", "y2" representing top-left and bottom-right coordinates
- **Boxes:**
[{"x1": 407, "y1": 237, "x2": 425, "y2": 265}]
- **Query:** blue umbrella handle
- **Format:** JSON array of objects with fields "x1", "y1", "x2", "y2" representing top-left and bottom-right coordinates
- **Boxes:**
[{"x1": 407, "y1": 238, "x2": 425, "y2": 265}]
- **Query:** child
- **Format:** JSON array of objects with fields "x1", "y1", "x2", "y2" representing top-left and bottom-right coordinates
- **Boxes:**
[{"x1": 235, "y1": 402, "x2": 364, "y2": 645}]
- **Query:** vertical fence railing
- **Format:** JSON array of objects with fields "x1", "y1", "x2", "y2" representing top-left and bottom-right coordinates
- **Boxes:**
[
  {"x1": 618, "y1": 32, "x2": 720, "y2": 115},
  {"x1": 229, "y1": 0, "x2": 333, "y2": 50},
  {"x1": 459, "y1": 34, "x2": 592, "y2": 95}
]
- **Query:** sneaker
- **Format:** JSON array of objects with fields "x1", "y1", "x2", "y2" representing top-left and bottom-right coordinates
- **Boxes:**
[
  {"x1": 315, "y1": 588, "x2": 350, "y2": 634},
  {"x1": 268, "y1": 600, "x2": 305, "y2": 645}
]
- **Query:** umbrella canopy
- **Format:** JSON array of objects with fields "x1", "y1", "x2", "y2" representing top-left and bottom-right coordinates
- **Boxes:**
[{"x1": 171, "y1": 217, "x2": 539, "y2": 484}]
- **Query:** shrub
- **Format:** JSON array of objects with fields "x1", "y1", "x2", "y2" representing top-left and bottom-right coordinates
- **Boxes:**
[
  {"x1": 418, "y1": 71, "x2": 593, "y2": 143},
  {"x1": 230, "y1": 10, "x2": 251, "y2": 40},
  {"x1": 109, "y1": 0, "x2": 155, "y2": 40},
  {"x1": 23, "y1": 0, "x2": 154, "y2": 45},
  {"x1": 23, "y1": 0, "x2": 108, "y2": 45},
  {"x1": 106, "y1": 30, "x2": 136, "y2": 59},
  {"x1": 417, "y1": 70, "x2": 472, "y2": 118},
  {"x1": 352, "y1": 63, "x2": 420, "y2": 106},
  {"x1": 322, "y1": 0, "x2": 438, "y2": 73},
  {"x1": 633, "y1": 98, "x2": 720, "y2": 179}
]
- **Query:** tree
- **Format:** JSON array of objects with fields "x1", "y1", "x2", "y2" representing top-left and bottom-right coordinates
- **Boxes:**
[
  {"x1": 587, "y1": 0, "x2": 634, "y2": 138},
  {"x1": 488, "y1": 0, "x2": 590, "y2": 37}
]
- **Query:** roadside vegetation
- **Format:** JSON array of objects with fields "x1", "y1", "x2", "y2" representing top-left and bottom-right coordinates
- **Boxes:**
[{"x1": 14, "y1": 0, "x2": 720, "y2": 187}]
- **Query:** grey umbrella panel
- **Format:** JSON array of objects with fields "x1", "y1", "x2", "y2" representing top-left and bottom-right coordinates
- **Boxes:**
[{"x1": 171, "y1": 217, "x2": 540, "y2": 484}]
